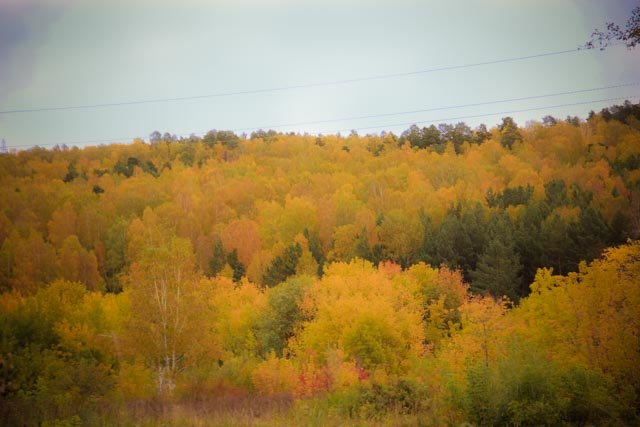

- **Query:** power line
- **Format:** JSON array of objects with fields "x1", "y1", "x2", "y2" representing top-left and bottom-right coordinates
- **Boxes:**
[
  {"x1": 240, "y1": 82, "x2": 639, "y2": 130},
  {"x1": 6, "y1": 92, "x2": 637, "y2": 149},
  {"x1": 0, "y1": 45, "x2": 610, "y2": 115},
  {"x1": 323, "y1": 95, "x2": 640, "y2": 134}
]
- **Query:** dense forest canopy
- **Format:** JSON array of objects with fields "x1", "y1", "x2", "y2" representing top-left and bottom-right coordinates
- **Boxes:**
[
  {"x1": 2, "y1": 103, "x2": 639, "y2": 296},
  {"x1": 1, "y1": 103, "x2": 639, "y2": 425}
]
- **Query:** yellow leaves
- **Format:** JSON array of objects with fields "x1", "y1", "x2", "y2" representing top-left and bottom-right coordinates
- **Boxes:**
[
  {"x1": 295, "y1": 247, "x2": 319, "y2": 277},
  {"x1": 376, "y1": 209, "x2": 423, "y2": 266},
  {"x1": 324, "y1": 349, "x2": 361, "y2": 391},
  {"x1": 217, "y1": 263, "x2": 233, "y2": 280},
  {"x1": 126, "y1": 208, "x2": 160, "y2": 263},
  {"x1": 423, "y1": 295, "x2": 449, "y2": 348},
  {"x1": 459, "y1": 295, "x2": 508, "y2": 329},
  {"x1": 438, "y1": 294, "x2": 510, "y2": 389},
  {"x1": 124, "y1": 230, "x2": 206, "y2": 386},
  {"x1": 564, "y1": 241, "x2": 640, "y2": 380},
  {"x1": 498, "y1": 154, "x2": 525, "y2": 184},
  {"x1": 529, "y1": 267, "x2": 559, "y2": 294},
  {"x1": 295, "y1": 260, "x2": 425, "y2": 373},
  {"x1": 251, "y1": 352, "x2": 296, "y2": 396},
  {"x1": 54, "y1": 320, "x2": 94, "y2": 354},
  {"x1": 601, "y1": 238, "x2": 640, "y2": 276},
  {"x1": 208, "y1": 276, "x2": 267, "y2": 358},
  {"x1": 407, "y1": 264, "x2": 468, "y2": 338},
  {"x1": 256, "y1": 197, "x2": 319, "y2": 248},
  {"x1": 97, "y1": 290, "x2": 130, "y2": 340},
  {"x1": 16, "y1": 280, "x2": 129, "y2": 361},
  {"x1": 472, "y1": 241, "x2": 640, "y2": 395},
  {"x1": 327, "y1": 224, "x2": 360, "y2": 262},
  {"x1": 117, "y1": 361, "x2": 155, "y2": 400},
  {"x1": 246, "y1": 249, "x2": 274, "y2": 285}
]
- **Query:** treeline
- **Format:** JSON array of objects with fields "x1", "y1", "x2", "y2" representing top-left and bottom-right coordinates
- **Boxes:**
[
  {"x1": 0, "y1": 103, "x2": 639, "y2": 424},
  {"x1": 1, "y1": 104, "x2": 639, "y2": 298}
]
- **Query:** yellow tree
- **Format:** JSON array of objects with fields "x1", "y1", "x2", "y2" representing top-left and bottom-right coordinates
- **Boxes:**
[
  {"x1": 58, "y1": 235, "x2": 104, "y2": 291},
  {"x1": 0, "y1": 229, "x2": 58, "y2": 293},
  {"x1": 47, "y1": 202, "x2": 79, "y2": 249},
  {"x1": 124, "y1": 214, "x2": 206, "y2": 395},
  {"x1": 207, "y1": 276, "x2": 266, "y2": 358},
  {"x1": 294, "y1": 259, "x2": 424, "y2": 376},
  {"x1": 520, "y1": 241, "x2": 640, "y2": 390}
]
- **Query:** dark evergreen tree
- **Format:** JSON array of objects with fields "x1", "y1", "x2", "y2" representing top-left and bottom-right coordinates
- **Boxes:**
[
  {"x1": 544, "y1": 179, "x2": 568, "y2": 208},
  {"x1": 103, "y1": 218, "x2": 129, "y2": 293},
  {"x1": 514, "y1": 202, "x2": 546, "y2": 295},
  {"x1": 303, "y1": 228, "x2": 325, "y2": 276},
  {"x1": 472, "y1": 123, "x2": 491, "y2": 144},
  {"x1": 470, "y1": 213, "x2": 521, "y2": 301},
  {"x1": 423, "y1": 124, "x2": 443, "y2": 148},
  {"x1": 354, "y1": 228, "x2": 373, "y2": 262},
  {"x1": 227, "y1": 249, "x2": 245, "y2": 282},
  {"x1": 540, "y1": 213, "x2": 573, "y2": 275},
  {"x1": 498, "y1": 116, "x2": 522, "y2": 149},
  {"x1": 542, "y1": 115, "x2": 558, "y2": 127},
  {"x1": 262, "y1": 243, "x2": 302, "y2": 287},
  {"x1": 208, "y1": 240, "x2": 226, "y2": 277},
  {"x1": 439, "y1": 122, "x2": 472, "y2": 153},
  {"x1": 419, "y1": 204, "x2": 486, "y2": 279},
  {"x1": 486, "y1": 185, "x2": 533, "y2": 209},
  {"x1": 63, "y1": 162, "x2": 79, "y2": 183},
  {"x1": 567, "y1": 206, "x2": 612, "y2": 266}
]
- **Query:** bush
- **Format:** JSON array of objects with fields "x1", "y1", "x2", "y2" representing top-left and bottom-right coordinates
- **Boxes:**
[{"x1": 328, "y1": 379, "x2": 428, "y2": 419}]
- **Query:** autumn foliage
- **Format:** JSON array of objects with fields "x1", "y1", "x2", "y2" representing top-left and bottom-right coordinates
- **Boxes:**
[{"x1": 0, "y1": 107, "x2": 639, "y2": 425}]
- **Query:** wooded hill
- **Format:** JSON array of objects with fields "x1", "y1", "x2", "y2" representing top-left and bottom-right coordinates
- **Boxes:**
[{"x1": 0, "y1": 103, "x2": 639, "y2": 425}]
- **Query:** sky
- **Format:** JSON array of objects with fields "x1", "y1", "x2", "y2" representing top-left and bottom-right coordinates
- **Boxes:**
[{"x1": 0, "y1": 0, "x2": 639, "y2": 149}]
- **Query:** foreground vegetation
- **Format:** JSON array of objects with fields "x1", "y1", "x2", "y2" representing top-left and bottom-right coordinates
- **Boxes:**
[{"x1": 1, "y1": 103, "x2": 639, "y2": 425}]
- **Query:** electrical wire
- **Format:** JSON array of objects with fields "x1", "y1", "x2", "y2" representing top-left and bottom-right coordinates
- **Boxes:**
[
  {"x1": 323, "y1": 95, "x2": 640, "y2": 134},
  {"x1": 5, "y1": 91, "x2": 637, "y2": 149},
  {"x1": 0, "y1": 45, "x2": 610, "y2": 115},
  {"x1": 241, "y1": 82, "x2": 639, "y2": 130}
]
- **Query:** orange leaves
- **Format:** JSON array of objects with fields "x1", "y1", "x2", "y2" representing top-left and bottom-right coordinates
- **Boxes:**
[
  {"x1": 252, "y1": 353, "x2": 296, "y2": 396},
  {"x1": 2, "y1": 110, "x2": 640, "y2": 420},
  {"x1": 47, "y1": 203, "x2": 78, "y2": 249},
  {"x1": 58, "y1": 235, "x2": 103, "y2": 291},
  {"x1": 252, "y1": 350, "x2": 361, "y2": 398},
  {"x1": 220, "y1": 219, "x2": 261, "y2": 267},
  {"x1": 294, "y1": 358, "x2": 332, "y2": 397},
  {"x1": 459, "y1": 294, "x2": 509, "y2": 329},
  {"x1": 1, "y1": 229, "x2": 57, "y2": 294},
  {"x1": 327, "y1": 224, "x2": 361, "y2": 262}
]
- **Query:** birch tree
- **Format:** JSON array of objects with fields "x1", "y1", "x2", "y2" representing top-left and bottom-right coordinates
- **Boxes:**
[{"x1": 124, "y1": 210, "x2": 204, "y2": 395}]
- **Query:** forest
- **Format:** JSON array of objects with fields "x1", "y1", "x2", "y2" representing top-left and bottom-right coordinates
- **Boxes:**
[{"x1": 0, "y1": 102, "x2": 639, "y2": 425}]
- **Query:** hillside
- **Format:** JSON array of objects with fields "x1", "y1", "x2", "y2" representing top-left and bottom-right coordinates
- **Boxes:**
[{"x1": 1, "y1": 106, "x2": 639, "y2": 425}]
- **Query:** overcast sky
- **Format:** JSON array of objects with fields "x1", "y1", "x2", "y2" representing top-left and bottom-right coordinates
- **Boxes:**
[{"x1": 1, "y1": 0, "x2": 639, "y2": 149}]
